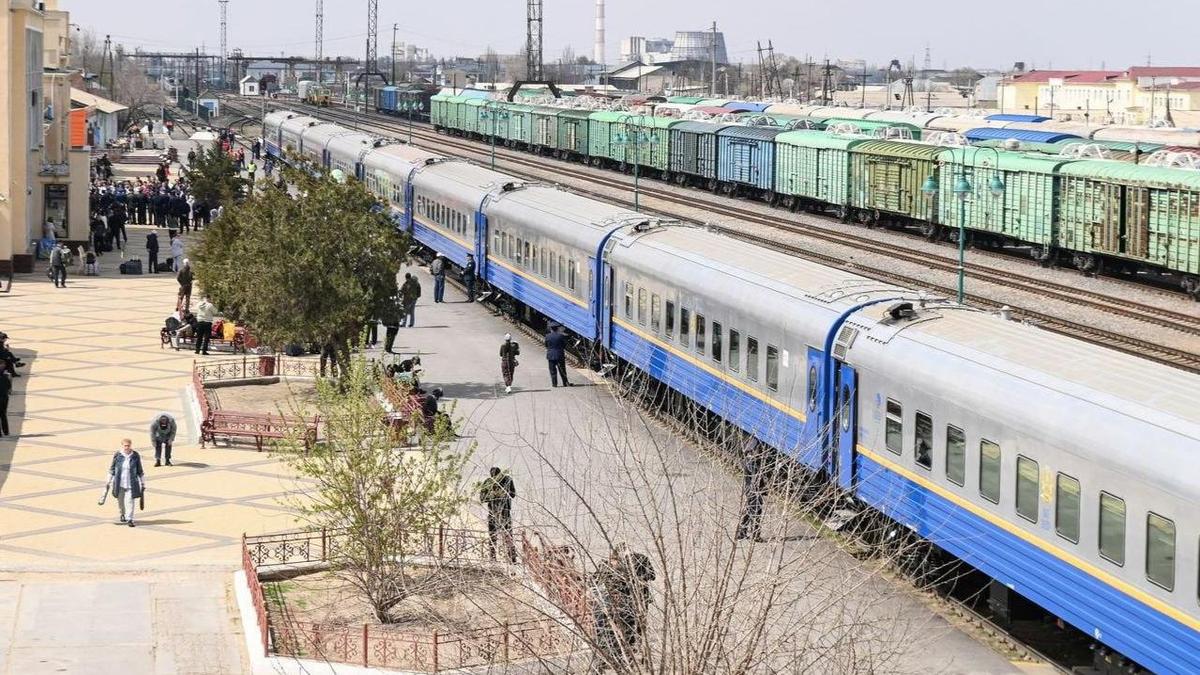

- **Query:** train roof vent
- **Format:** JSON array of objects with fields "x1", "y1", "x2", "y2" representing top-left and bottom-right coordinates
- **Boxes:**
[
  {"x1": 887, "y1": 302, "x2": 915, "y2": 322},
  {"x1": 833, "y1": 325, "x2": 859, "y2": 360}
]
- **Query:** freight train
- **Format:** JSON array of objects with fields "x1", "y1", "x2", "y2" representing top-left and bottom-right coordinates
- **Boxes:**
[
  {"x1": 263, "y1": 109, "x2": 1200, "y2": 674},
  {"x1": 430, "y1": 95, "x2": 1200, "y2": 298}
]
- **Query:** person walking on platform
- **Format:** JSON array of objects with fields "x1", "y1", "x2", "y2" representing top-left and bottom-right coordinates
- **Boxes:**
[
  {"x1": 176, "y1": 260, "x2": 193, "y2": 311},
  {"x1": 430, "y1": 255, "x2": 447, "y2": 303},
  {"x1": 381, "y1": 291, "x2": 403, "y2": 354},
  {"x1": 499, "y1": 333, "x2": 520, "y2": 394},
  {"x1": 479, "y1": 467, "x2": 517, "y2": 563},
  {"x1": 145, "y1": 230, "x2": 159, "y2": 273},
  {"x1": 462, "y1": 254, "x2": 476, "y2": 302},
  {"x1": 545, "y1": 324, "x2": 572, "y2": 387},
  {"x1": 48, "y1": 244, "x2": 67, "y2": 288},
  {"x1": 105, "y1": 439, "x2": 145, "y2": 527},
  {"x1": 735, "y1": 438, "x2": 770, "y2": 542},
  {"x1": 400, "y1": 273, "x2": 421, "y2": 327},
  {"x1": 170, "y1": 233, "x2": 184, "y2": 272},
  {"x1": 149, "y1": 413, "x2": 177, "y2": 467},
  {"x1": 0, "y1": 371, "x2": 12, "y2": 437}
]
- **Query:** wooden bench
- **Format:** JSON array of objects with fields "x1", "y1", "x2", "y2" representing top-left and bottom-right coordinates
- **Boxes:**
[
  {"x1": 380, "y1": 376, "x2": 428, "y2": 440},
  {"x1": 162, "y1": 325, "x2": 248, "y2": 353},
  {"x1": 201, "y1": 410, "x2": 318, "y2": 452}
]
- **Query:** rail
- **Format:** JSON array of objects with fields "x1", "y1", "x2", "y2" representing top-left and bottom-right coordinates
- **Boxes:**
[{"x1": 193, "y1": 355, "x2": 322, "y2": 382}]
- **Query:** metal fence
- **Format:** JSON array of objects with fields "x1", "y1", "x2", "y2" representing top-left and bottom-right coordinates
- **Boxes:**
[
  {"x1": 194, "y1": 355, "x2": 322, "y2": 383},
  {"x1": 242, "y1": 527, "x2": 580, "y2": 671}
]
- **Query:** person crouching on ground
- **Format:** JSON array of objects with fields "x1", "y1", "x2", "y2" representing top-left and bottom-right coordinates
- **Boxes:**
[
  {"x1": 107, "y1": 439, "x2": 145, "y2": 527},
  {"x1": 150, "y1": 413, "x2": 177, "y2": 467}
]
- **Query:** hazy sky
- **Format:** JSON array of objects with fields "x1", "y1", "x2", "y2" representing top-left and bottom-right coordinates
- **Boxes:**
[{"x1": 62, "y1": 0, "x2": 1193, "y2": 71}]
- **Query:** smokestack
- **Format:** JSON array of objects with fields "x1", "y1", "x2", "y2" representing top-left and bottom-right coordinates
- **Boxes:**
[{"x1": 594, "y1": 0, "x2": 605, "y2": 66}]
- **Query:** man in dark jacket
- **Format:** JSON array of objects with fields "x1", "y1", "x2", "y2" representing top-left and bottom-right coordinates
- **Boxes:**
[
  {"x1": 400, "y1": 273, "x2": 421, "y2": 327},
  {"x1": 479, "y1": 467, "x2": 517, "y2": 562},
  {"x1": 145, "y1": 230, "x2": 160, "y2": 273},
  {"x1": 544, "y1": 324, "x2": 571, "y2": 387},
  {"x1": 379, "y1": 289, "x2": 403, "y2": 354},
  {"x1": 462, "y1": 254, "x2": 476, "y2": 302},
  {"x1": 149, "y1": 413, "x2": 177, "y2": 467},
  {"x1": 152, "y1": 191, "x2": 169, "y2": 227},
  {"x1": 106, "y1": 439, "x2": 145, "y2": 527},
  {"x1": 108, "y1": 206, "x2": 126, "y2": 249},
  {"x1": 735, "y1": 438, "x2": 771, "y2": 542}
]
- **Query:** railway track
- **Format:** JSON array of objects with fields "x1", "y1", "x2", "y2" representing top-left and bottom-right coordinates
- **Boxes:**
[{"x1": 220, "y1": 98, "x2": 1200, "y2": 372}]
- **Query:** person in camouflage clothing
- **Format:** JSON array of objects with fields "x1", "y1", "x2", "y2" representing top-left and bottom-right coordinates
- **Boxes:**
[{"x1": 478, "y1": 467, "x2": 517, "y2": 563}]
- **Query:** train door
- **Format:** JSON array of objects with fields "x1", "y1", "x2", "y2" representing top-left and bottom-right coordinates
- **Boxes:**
[
  {"x1": 1124, "y1": 186, "x2": 1150, "y2": 258},
  {"x1": 832, "y1": 362, "x2": 858, "y2": 490},
  {"x1": 600, "y1": 263, "x2": 616, "y2": 349},
  {"x1": 474, "y1": 210, "x2": 489, "y2": 279}
]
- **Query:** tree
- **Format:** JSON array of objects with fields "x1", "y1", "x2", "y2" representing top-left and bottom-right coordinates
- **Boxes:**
[
  {"x1": 191, "y1": 162, "x2": 407, "y2": 352},
  {"x1": 186, "y1": 142, "x2": 247, "y2": 208},
  {"x1": 280, "y1": 354, "x2": 472, "y2": 623}
]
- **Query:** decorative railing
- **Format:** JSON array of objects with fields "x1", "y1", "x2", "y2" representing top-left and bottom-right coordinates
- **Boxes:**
[
  {"x1": 520, "y1": 531, "x2": 592, "y2": 628},
  {"x1": 242, "y1": 527, "x2": 580, "y2": 671},
  {"x1": 194, "y1": 355, "x2": 322, "y2": 382}
]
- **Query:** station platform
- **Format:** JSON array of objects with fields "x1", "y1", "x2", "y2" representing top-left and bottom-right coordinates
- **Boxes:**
[{"x1": 385, "y1": 262, "x2": 1030, "y2": 674}]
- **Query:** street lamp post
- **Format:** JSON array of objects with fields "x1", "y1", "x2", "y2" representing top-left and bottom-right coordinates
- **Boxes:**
[
  {"x1": 615, "y1": 114, "x2": 655, "y2": 212},
  {"x1": 920, "y1": 147, "x2": 1004, "y2": 304},
  {"x1": 480, "y1": 101, "x2": 509, "y2": 170}
]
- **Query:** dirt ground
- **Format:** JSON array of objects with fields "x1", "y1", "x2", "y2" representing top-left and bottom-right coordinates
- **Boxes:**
[
  {"x1": 266, "y1": 566, "x2": 544, "y2": 632},
  {"x1": 207, "y1": 380, "x2": 319, "y2": 416}
]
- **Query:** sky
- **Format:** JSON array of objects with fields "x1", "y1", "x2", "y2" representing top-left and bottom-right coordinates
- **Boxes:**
[{"x1": 61, "y1": 0, "x2": 1196, "y2": 71}]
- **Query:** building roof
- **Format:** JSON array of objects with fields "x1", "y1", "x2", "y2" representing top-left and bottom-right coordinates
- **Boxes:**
[
  {"x1": 607, "y1": 63, "x2": 664, "y2": 80},
  {"x1": 239, "y1": 75, "x2": 256, "y2": 84},
  {"x1": 70, "y1": 88, "x2": 127, "y2": 114},
  {"x1": 1005, "y1": 69, "x2": 1122, "y2": 84},
  {"x1": 1126, "y1": 66, "x2": 1200, "y2": 79}
]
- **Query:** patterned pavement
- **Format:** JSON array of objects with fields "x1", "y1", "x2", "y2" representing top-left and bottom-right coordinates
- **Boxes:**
[{"x1": 0, "y1": 225, "x2": 300, "y2": 568}]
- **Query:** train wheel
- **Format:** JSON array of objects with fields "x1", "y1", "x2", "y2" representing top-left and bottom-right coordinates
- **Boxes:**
[
  {"x1": 781, "y1": 196, "x2": 796, "y2": 210},
  {"x1": 707, "y1": 179, "x2": 718, "y2": 192},
  {"x1": 919, "y1": 221, "x2": 941, "y2": 241},
  {"x1": 1030, "y1": 245, "x2": 1055, "y2": 267},
  {"x1": 675, "y1": 174, "x2": 687, "y2": 186},
  {"x1": 1072, "y1": 252, "x2": 1100, "y2": 275},
  {"x1": 1182, "y1": 275, "x2": 1200, "y2": 300},
  {"x1": 836, "y1": 206, "x2": 849, "y2": 222},
  {"x1": 720, "y1": 183, "x2": 735, "y2": 196},
  {"x1": 766, "y1": 191, "x2": 780, "y2": 206},
  {"x1": 590, "y1": 157, "x2": 602, "y2": 168}
]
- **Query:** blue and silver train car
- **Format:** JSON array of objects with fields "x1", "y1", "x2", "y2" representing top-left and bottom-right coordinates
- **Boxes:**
[
  {"x1": 407, "y1": 160, "x2": 510, "y2": 266},
  {"x1": 360, "y1": 143, "x2": 442, "y2": 230}
]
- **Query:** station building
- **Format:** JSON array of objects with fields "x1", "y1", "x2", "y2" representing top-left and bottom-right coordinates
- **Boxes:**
[
  {"x1": 998, "y1": 66, "x2": 1200, "y2": 125},
  {"x1": 1, "y1": 0, "x2": 90, "y2": 274}
]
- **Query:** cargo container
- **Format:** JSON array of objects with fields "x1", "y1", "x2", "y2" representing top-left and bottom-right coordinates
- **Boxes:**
[
  {"x1": 530, "y1": 105, "x2": 560, "y2": 151},
  {"x1": 502, "y1": 103, "x2": 536, "y2": 147},
  {"x1": 774, "y1": 131, "x2": 862, "y2": 210},
  {"x1": 620, "y1": 116, "x2": 677, "y2": 171},
  {"x1": 376, "y1": 86, "x2": 399, "y2": 114},
  {"x1": 964, "y1": 127, "x2": 1081, "y2": 144},
  {"x1": 557, "y1": 109, "x2": 593, "y2": 160},
  {"x1": 1056, "y1": 161, "x2": 1200, "y2": 285},
  {"x1": 716, "y1": 126, "x2": 785, "y2": 196},
  {"x1": 668, "y1": 121, "x2": 733, "y2": 187},
  {"x1": 667, "y1": 96, "x2": 706, "y2": 104},
  {"x1": 848, "y1": 140, "x2": 943, "y2": 223},
  {"x1": 587, "y1": 111, "x2": 624, "y2": 164},
  {"x1": 937, "y1": 148, "x2": 1072, "y2": 253},
  {"x1": 430, "y1": 93, "x2": 452, "y2": 129}
]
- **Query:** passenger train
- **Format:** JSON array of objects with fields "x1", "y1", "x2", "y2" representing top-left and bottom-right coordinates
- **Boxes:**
[{"x1": 263, "y1": 110, "x2": 1200, "y2": 674}]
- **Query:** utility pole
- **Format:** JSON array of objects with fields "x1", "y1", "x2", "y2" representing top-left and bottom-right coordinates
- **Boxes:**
[
  {"x1": 526, "y1": 0, "x2": 543, "y2": 80},
  {"x1": 860, "y1": 68, "x2": 867, "y2": 108},
  {"x1": 821, "y1": 59, "x2": 832, "y2": 105},
  {"x1": 314, "y1": 0, "x2": 323, "y2": 83},
  {"x1": 218, "y1": 0, "x2": 228, "y2": 89},
  {"x1": 766, "y1": 40, "x2": 782, "y2": 98},
  {"x1": 709, "y1": 22, "x2": 718, "y2": 97},
  {"x1": 756, "y1": 42, "x2": 765, "y2": 98},
  {"x1": 805, "y1": 57, "x2": 814, "y2": 103},
  {"x1": 99, "y1": 34, "x2": 112, "y2": 94},
  {"x1": 391, "y1": 23, "x2": 398, "y2": 84}
]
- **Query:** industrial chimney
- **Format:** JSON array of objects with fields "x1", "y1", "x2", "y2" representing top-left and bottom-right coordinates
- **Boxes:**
[{"x1": 594, "y1": 0, "x2": 605, "y2": 66}]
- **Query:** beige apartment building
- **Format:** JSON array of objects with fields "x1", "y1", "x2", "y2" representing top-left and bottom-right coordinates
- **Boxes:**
[
  {"x1": 998, "y1": 66, "x2": 1200, "y2": 126},
  {"x1": 1, "y1": 0, "x2": 90, "y2": 274}
]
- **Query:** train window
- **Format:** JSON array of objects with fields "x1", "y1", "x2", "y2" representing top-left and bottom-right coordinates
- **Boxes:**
[
  {"x1": 680, "y1": 308, "x2": 691, "y2": 347},
  {"x1": 1055, "y1": 473, "x2": 1080, "y2": 543},
  {"x1": 806, "y1": 366, "x2": 817, "y2": 411},
  {"x1": 559, "y1": 256, "x2": 566, "y2": 285},
  {"x1": 885, "y1": 400, "x2": 902, "y2": 455},
  {"x1": 765, "y1": 345, "x2": 779, "y2": 392},
  {"x1": 1146, "y1": 513, "x2": 1175, "y2": 590},
  {"x1": 493, "y1": 230, "x2": 501, "y2": 256},
  {"x1": 1015, "y1": 456, "x2": 1039, "y2": 523},
  {"x1": 530, "y1": 244, "x2": 537, "y2": 270},
  {"x1": 524, "y1": 241, "x2": 531, "y2": 268},
  {"x1": 914, "y1": 412, "x2": 933, "y2": 470},
  {"x1": 979, "y1": 440, "x2": 1001, "y2": 504},
  {"x1": 746, "y1": 337, "x2": 759, "y2": 381},
  {"x1": 945, "y1": 426, "x2": 965, "y2": 486},
  {"x1": 650, "y1": 295, "x2": 661, "y2": 333},
  {"x1": 539, "y1": 248, "x2": 547, "y2": 276},
  {"x1": 665, "y1": 301, "x2": 676, "y2": 337},
  {"x1": 623, "y1": 283, "x2": 633, "y2": 319},
  {"x1": 695, "y1": 315, "x2": 706, "y2": 353},
  {"x1": 729, "y1": 330, "x2": 741, "y2": 372},
  {"x1": 549, "y1": 253, "x2": 557, "y2": 282},
  {"x1": 568, "y1": 260, "x2": 577, "y2": 292},
  {"x1": 712, "y1": 322, "x2": 723, "y2": 364},
  {"x1": 1099, "y1": 492, "x2": 1126, "y2": 566},
  {"x1": 637, "y1": 289, "x2": 647, "y2": 325}
]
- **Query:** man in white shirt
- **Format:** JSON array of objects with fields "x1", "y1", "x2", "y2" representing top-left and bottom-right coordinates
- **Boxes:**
[{"x1": 106, "y1": 439, "x2": 145, "y2": 527}]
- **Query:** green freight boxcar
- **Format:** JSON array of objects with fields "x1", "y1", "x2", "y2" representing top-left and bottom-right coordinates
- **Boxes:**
[
  {"x1": 530, "y1": 105, "x2": 560, "y2": 151},
  {"x1": 503, "y1": 103, "x2": 536, "y2": 146},
  {"x1": 1057, "y1": 161, "x2": 1200, "y2": 287},
  {"x1": 849, "y1": 140, "x2": 943, "y2": 223},
  {"x1": 558, "y1": 109, "x2": 592, "y2": 160},
  {"x1": 774, "y1": 131, "x2": 862, "y2": 211},
  {"x1": 463, "y1": 98, "x2": 487, "y2": 136},
  {"x1": 824, "y1": 118, "x2": 923, "y2": 140},
  {"x1": 430, "y1": 93, "x2": 452, "y2": 129},
  {"x1": 588, "y1": 111, "x2": 624, "y2": 164},
  {"x1": 620, "y1": 116, "x2": 678, "y2": 172},
  {"x1": 937, "y1": 149, "x2": 1071, "y2": 254}
]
